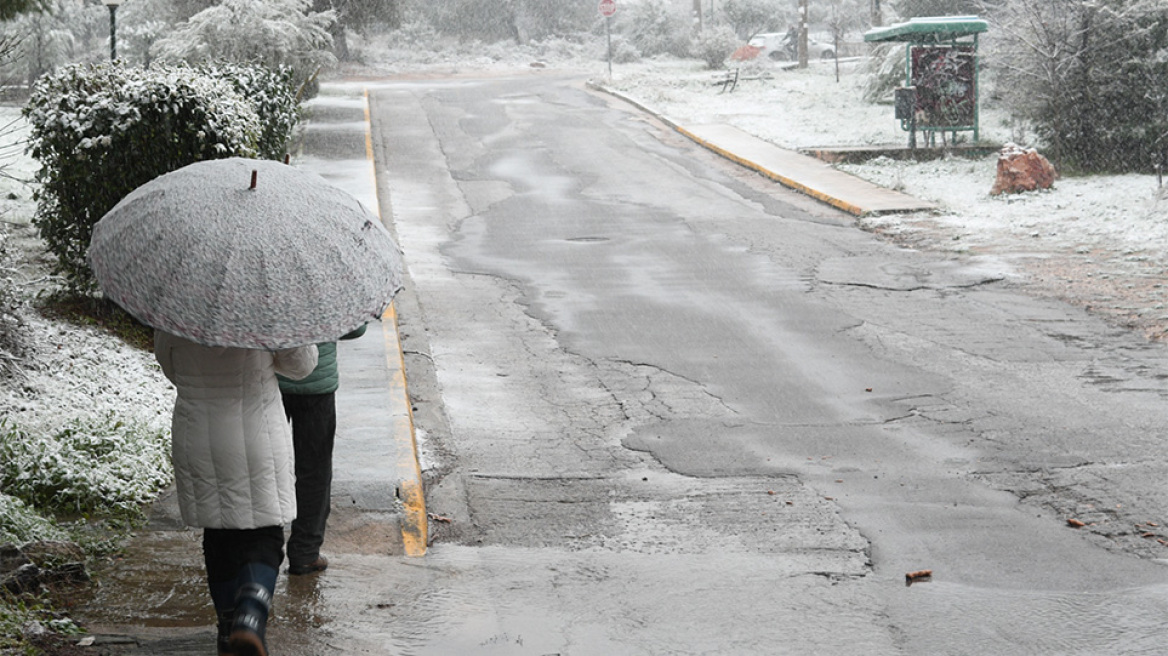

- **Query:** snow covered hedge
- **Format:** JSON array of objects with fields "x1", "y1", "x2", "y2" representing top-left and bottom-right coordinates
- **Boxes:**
[{"x1": 23, "y1": 61, "x2": 300, "y2": 292}]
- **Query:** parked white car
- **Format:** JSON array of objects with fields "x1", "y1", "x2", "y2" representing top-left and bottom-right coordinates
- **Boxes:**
[{"x1": 748, "y1": 31, "x2": 835, "y2": 61}]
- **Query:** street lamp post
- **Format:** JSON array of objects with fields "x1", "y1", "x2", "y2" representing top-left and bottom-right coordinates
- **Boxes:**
[{"x1": 103, "y1": 0, "x2": 123, "y2": 61}]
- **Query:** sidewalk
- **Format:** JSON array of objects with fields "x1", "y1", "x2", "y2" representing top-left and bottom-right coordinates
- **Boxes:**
[
  {"x1": 70, "y1": 82, "x2": 426, "y2": 655},
  {"x1": 591, "y1": 83, "x2": 938, "y2": 216}
]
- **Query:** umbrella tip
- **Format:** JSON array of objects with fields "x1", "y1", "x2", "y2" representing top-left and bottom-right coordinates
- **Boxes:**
[{"x1": 250, "y1": 170, "x2": 257, "y2": 190}]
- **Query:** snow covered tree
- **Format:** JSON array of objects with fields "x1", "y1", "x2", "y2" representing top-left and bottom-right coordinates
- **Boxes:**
[
  {"x1": 151, "y1": 0, "x2": 336, "y2": 97},
  {"x1": 0, "y1": 0, "x2": 48, "y2": 22},
  {"x1": 620, "y1": 0, "x2": 692, "y2": 58},
  {"x1": 893, "y1": 0, "x2": 981, "y2": 18},
  {"x1": 404, "y1": 0, "x2": 592, "y2": 44},
  {"x1": 721, "y1": 0, "x2": 790, "y2": 40},
  {"x1": 986, "y1": 0, "x2": 1168, "y2": 172},
  {"x1": 312, "y1": 0, "x2": 400, "y2": 60}
]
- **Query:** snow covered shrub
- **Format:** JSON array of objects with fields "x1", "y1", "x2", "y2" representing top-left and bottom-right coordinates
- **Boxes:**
[
  {"x1": 23, "y1": 62, "x2": 270, "y2": 292},
  {"x1": 383, "y1": 19, "x2": 440, "y2": 49},
  {"x1": 210, "y1": 63, "x2": 301, "y2": 161},
  {"x1": 695, "y1": 25, "x2": 740, "y2": 70},
  {"x1": 988, "y1": 0, "x2": 1168, "y2": 172},
  {"x1": 863, "y1": 42, "x2": 905, "y2": 103},
  {"x1": 0, "y1": 227, "x2": 25, "y2": 381},
  {"x1": 604, "y1": 34, "x2": 642, "y2": 64}
]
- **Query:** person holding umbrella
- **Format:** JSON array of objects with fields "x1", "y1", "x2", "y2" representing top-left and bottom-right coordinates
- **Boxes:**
[
  {"x1": 278, "y1": 323, "x2": 367, "y2": 576},
  {"x1": 88, "y1": 158, "x2": 405, "y2": 656},
  {"x1": 155, "y1": 331, "x2": 317, "y2": 656}
]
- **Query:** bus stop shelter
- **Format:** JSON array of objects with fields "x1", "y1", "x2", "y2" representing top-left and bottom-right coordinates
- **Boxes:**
[{"x1": 864, "y1": 16, "x2": 989, "y2": 147}]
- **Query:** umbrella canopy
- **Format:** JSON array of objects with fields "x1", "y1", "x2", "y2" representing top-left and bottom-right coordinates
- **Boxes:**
[{"x1": 88, "y1": 157, "x2": 404, "y2": 349}]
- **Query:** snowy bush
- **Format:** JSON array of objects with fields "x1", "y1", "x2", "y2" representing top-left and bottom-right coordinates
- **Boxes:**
[
  {"x1": 213, "y1": 63, "x2": 301, "y2": 161},
  {"x1": 863, "y1": 42, "x2": 906, "y2": 103},
  {"x1": 23, "y1": 61, "x2": 300, "y2": 293},
  {"x1": 151, "y1": 0, "x2": 336, "y2": 99},
  {"x1": 695, "y1": 26, "x2": 740, "y2": 70},
  {"x1": 0, "y1": 493, "x2": 68, "y2": 545},
  {"x1": 988, "y1": 0, "x2": 1168, "y2": 172},
  {"x1": 0, "y1": 201, "x2": 25, "y2": 382},
  {"x1": 598, "y1": 34, "x2": 642, "y2": 65}
]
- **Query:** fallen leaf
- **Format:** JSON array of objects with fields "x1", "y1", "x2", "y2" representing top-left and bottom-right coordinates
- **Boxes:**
[
  {"x1": 905, "y1": 569, "x2": 933, "y2": 583},
  {"x1": 1067, "y1": 518, "x2": 1086, "y2": 528}
]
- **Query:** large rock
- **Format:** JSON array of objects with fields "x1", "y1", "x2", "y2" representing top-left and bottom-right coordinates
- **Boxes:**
[{"x1": 991, "y1": 143, "x2": 1057, "y2": 195}]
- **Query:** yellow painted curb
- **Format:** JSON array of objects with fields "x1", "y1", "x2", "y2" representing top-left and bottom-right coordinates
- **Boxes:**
[
  {"x1": 382, "y1": 302, "x2": 428, "y2": 557},
  {"x1": 365, "y1": 89, "x2": 428, "y2": 557},
  {"x1": 673, "y1": 125, "x2": 867, "y2": 217}
]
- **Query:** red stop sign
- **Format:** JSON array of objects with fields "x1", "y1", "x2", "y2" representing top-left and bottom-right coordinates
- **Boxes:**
[{"x1": 599, "y1": 0, "x2": 616, "y2": 18}]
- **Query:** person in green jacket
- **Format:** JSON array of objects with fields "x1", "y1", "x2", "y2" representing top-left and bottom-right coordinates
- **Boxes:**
[{"x1": 277, "y1": 324, "x2": 367, "y2": 575}]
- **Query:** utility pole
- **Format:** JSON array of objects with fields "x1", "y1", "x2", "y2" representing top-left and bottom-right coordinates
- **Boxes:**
[
  {"x1": 798, "y1": 0, "x2": 808, "y2": 69},
  {"x1": 872, "y1": 0, "x2": 883, "y2": 27},
  {"x1": 693, "y1": 0, "x2": 703, "y2": 33}
]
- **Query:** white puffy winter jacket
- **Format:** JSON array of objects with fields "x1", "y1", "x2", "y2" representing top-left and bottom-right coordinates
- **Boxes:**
[{"x1": 154, "y1": 330, "x2": 318, "y2": 530}]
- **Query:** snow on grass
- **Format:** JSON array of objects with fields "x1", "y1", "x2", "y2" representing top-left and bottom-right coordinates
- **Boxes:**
[
  {"x1": 0, "y1": 103, "x2": 174, "y2": 540},
  {"x1": 0, "y1": 311, "x2": 174, "y2": 516}
]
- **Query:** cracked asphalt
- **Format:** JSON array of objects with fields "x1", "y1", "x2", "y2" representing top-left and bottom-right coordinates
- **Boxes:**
[{"x1": 369, "y1": 71, "x2": 1168, "y2": 654}]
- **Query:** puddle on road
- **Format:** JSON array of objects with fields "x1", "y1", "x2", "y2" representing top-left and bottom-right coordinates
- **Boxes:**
[{"x1": 75, "y1": 529, "x2": 1168, "y2": 655}]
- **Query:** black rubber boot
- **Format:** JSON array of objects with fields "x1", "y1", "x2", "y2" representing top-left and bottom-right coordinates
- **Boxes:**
[
  {"x1": 228, "y1": 581, "x2": 272, "y2": 656},
  {"x1": 216, "y1": 610, "x2": 234, "y2": 656}
]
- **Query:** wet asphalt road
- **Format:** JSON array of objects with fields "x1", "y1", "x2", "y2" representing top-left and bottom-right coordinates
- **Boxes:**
[
  {"x1": 76, "y1": 72, "x2": 1168, "y2": 654},
  {"x1": 369, "y1": 72, "x2": 1168, "y2": 654}
]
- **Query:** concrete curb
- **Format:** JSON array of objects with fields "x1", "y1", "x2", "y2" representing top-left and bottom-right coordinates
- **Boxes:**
[
  {"x1": 361, "y1": 90, "x2": 428, "y2": 556},
  {"x1": 587, "y1": 81, "x2": 937, "y2": 217}
]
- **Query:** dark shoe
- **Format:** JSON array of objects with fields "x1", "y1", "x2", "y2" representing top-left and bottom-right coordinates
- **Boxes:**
[
  {"x1": 288, "y1": 555, "x2": 328, "y2": 575},
  {"x1": 228, "y1": 582, "x2": 271, "y2": 656}
]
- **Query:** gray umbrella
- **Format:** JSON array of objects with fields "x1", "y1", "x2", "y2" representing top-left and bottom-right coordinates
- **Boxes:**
[{"x1": 87, "y1": 157, "x2": 404, "y2": 349}]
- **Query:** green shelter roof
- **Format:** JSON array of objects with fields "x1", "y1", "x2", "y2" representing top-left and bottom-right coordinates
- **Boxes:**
[{"x1": 863, "y1": 16, "x2": 988, "y2": 43}]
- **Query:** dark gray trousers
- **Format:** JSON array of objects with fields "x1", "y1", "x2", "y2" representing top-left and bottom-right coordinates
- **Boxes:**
[{"x1": 282, "y1": 391, "x2": 336, "y2": 566}]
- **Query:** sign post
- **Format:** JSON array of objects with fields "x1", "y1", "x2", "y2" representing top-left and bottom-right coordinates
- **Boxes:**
[{"x1": 599, "y1": 0, "x2": 616, "y2": 78}]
